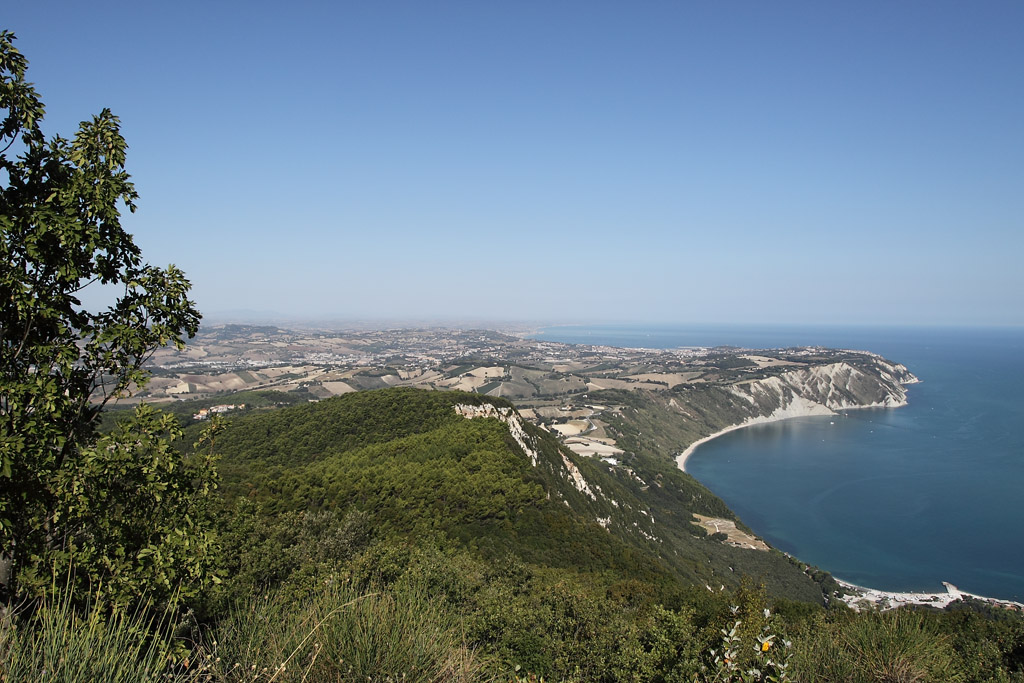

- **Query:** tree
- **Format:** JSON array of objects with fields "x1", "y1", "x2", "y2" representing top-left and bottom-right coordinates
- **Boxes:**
[{"x1": 0, "y1": 31, "x2": 215, "y2": 604}]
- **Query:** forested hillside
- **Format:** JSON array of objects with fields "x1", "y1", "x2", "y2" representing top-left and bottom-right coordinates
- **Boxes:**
[{"x1": 209, "y1": 387, "x2": 827, "y2": 603}]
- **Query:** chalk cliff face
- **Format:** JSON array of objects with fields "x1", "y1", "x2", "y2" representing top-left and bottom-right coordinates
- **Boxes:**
[
  {"x1": 729, "y1": 357, "x2": 918, "y2": 419},
  {"x1": 458, "y1": 354, "x2": 920, "y2": 505},
  {"x1": 672, "y1": 354, "x2": 920, "y2": 466}
]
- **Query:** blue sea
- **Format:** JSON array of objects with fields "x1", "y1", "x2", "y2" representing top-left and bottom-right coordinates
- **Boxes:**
[{"x1": 532, "y1": 324, "x2": 1024, "y2": 601}]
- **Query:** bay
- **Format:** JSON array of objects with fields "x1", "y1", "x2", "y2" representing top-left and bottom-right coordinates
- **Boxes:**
[{"x1": 532, "y1": 324, "x2": 1024, "y2": 601}]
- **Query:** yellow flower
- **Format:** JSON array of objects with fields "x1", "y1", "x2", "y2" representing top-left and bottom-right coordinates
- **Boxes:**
[{"x1": 761, "y1": 641, "x2": 771, "y2": 652}]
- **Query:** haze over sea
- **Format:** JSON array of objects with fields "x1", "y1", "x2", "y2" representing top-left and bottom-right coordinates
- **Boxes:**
[{"x1": 533, "y1": 324, "x2": 1024, "y2": 602}]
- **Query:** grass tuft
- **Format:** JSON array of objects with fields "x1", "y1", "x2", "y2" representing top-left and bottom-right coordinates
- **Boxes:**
[
  {"x1": 205, "y1": 580, "x2": 485, "y2": 682},
  {"x1": 0, "y1": 589, "x2": 194, "y2": 682}
]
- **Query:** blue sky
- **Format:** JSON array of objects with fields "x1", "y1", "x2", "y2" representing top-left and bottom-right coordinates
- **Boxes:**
[{"x1": 6, "y1": 2, "x2": 1023, "y2": 326}]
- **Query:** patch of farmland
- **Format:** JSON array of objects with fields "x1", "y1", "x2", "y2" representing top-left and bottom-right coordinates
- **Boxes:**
[
  {"x1": 398, "y1": 368, "x2": 440, "y2": 381},
  {"x1": 478, "y1": 380, "x2": 503, "y2": 395},
  {"x1": 622, "y1": 372, "x2": 702, "y2": 387},
  {"x1": 564, "y1": 437, "x2": 624, "y2": 458},
  {"x1": 235, "y1": 370, "x2": 259, "y2": 384},
  {"x1": 537, "y1": 375, "x2": 587, "y2": 395},
  {"x1": 145, "y1": 377, "x2": 179, "y2": 392},
  {"x1": 508, "y1": 366, "x2": 545, "y2": 386},
  {"x1": 437, "y1": 375, "x2": 489, "y2": 392},
  {"x1": 318, "y1": 370, "x2": 351, "y2": 381},
  {"x1": 321, "y1": 381, "x2": 357, "y2": 395},
  {"x1": 408, "y1": 370, "x2": 443, "y2": 385},
  {"x1": 468, "y1": 366, "x2": 505, "y2": 378},
  {"x1": 587, "y1": 419, "x2": 611, "y2": 440},
  {"x1": 344, "y1": 375, "x2": 391, "y2": 391},
  {"x1": 585, "y1": 377, "x2": 667, "y2": 392},
  {"x1": 207, "y1": 374, "x2": 251, "y2": 392},
  {"x1": 517, "y1": 407, "x2": 538, "y2": 420},
  {"x1": 551, "y1": 419, "x2": 590, "y2": 436},
  {"x1": 261, "y1": 365, "x2": 316, "y2": 379},
  {"x1": 485, "y1": 380, "x2": 536, "y2": 399},
  {"x1": 306, "y1": 385, "x2": 334, "y2": 399},
  {"x1": 534, "y1": 406, "x2": 591, "y2": 419},
  {"x1": 549, "y1": 362, "x2": 587, "y2": 373},
  {"x1": 172, "y1": 373, "x2": 249, "y2": 393}
]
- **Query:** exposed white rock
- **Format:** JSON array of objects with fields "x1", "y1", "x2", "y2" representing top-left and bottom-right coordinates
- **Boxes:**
[
  {"x1": 677, "y1": 357, "x2": 918, "y2": 471},
  {"x1": 834, "y1": 578, "x2": 1024, "y2": 612},
  {"x1": 454, "y1": 403, "x2": 539, "y2": 466},
  {"x1": 561, "y1": 453, "x2": 597, "y2": 500},
  {"x1": 455, "y1": 402, "x2": 598, "y2": 500},
  {"x1": 631, "y1": 521, "x2": 660, "y2": 543}
]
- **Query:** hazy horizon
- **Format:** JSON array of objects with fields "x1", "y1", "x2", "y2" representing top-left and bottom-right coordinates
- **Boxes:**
[
  {"x1": 7, "y1": 2, "x2": 1023, "y2": 327},
  {"x1": 197, "y1": 310, "x2": 1023, "y2": 332}
]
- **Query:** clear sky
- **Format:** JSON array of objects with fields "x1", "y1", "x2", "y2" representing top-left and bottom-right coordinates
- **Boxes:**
[{"x1": 6, "y1": 2, "x2": 1023, "y2": 326}]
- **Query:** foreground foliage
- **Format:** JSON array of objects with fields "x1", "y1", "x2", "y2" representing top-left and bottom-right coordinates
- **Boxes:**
[
  {"x1": 0, "y1": 31, "x2": 211, "y2": 606},
  {"x1": 4, "y1": 552, "x2": 1024, "y2": 682},
  {"x1": 205, "y1": 580, "x2": 482, "y2": 682}
]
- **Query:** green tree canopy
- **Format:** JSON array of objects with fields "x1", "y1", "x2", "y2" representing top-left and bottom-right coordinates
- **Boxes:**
[{"x1": 0, "y1": 31, "x2": 214, "y2": 604}]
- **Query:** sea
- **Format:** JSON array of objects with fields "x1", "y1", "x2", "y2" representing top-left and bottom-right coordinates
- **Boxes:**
[{"x1": 531, "y1": 324, "x2": 1024, "y2": 602}]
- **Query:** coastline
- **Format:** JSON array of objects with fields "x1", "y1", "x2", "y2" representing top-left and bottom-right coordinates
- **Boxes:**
[
  {"x1": 677, "y1": 400, "x2": 1024, "y2": 612},
  {"x1": 676, "y1": 421, "x2": 761, "y2": 472},
  {"x1": 536, "y1": 326, "x2": 1024, "y2": 606},
  {"x1": 678, "y1": 415, "x2": 1024, "y2": 611},
  {"x1": 675, "y1": 396, "x2": 910, "y2": 472},
  {"x1": 834, "y1": 578, "x2": 1024, "y2": 613}
]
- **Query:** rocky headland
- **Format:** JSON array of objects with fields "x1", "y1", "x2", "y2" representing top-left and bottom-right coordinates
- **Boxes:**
[{"x1": 676, "y1": 354, "x2": 918, "y2": 470}]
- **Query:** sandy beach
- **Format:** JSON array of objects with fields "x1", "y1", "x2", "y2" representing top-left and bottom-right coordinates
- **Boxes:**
[
  {"x1": 675, "y1": 389, "x2": 911, "y2": 472},
  {"x1": 675, "y1": 398, "x2": 836, "y2": 471},
  {"x1": 676, "y1": 422, "x2": 762, "y2": 471}
]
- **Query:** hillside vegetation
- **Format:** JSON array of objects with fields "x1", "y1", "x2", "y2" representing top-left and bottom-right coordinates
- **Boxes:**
[
  {"x1": 210, "y1": 388, "x2": 828, "y2": 603},
  {"x1": 7, "y1": 386, "x2": 1024, "y2": 682}
]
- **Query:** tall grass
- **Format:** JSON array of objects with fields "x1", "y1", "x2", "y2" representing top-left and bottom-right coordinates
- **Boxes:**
[
  {"x1": 1, "y1": 575, "x2": 485, "y2": 682},
  {"x1": 0, "y1": 590, "x2": 194, "y2": 683},
  {"x1": 3, "y1": 572, "x2": 980, "y2": 682},
  {"x1": 205, "y1": 580, "x2": 486, "y2": 682},
  {"x1": 844, "y1": 610, "x2": 957, "y2": 683},
  {"x1": 792, "y1": 609, "x2": 959, "y2": 683}
]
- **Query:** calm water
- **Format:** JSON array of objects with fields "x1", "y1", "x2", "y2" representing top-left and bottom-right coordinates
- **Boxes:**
[{"x1": 533, "y1": 324, "x2": 1024, "y2": 601}]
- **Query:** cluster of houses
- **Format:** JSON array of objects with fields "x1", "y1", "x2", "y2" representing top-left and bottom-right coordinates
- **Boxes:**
[{"x1": 192, "y1": 404, "x2": 245, "y2": 421}]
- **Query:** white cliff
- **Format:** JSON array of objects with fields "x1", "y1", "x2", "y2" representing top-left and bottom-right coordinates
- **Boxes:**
[{"x1": 677, "y1": 355, "x2": 918, "y2": 471}]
